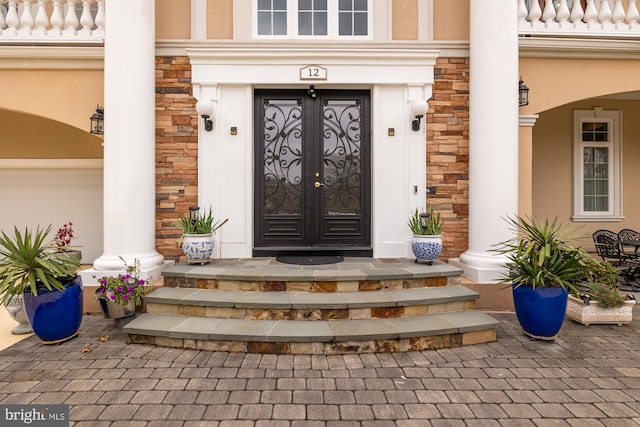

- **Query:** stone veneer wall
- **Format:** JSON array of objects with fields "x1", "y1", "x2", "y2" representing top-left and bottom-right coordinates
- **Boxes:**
[
  {"x1": 426, "y1": 57, "x2": 470, "y2": 260},
  {"x1": 156, "y1": 56, "x2": 198, "y2": 261},
  {"x1": 154, "y1": 56, "x2": 471, "y2": 261}
]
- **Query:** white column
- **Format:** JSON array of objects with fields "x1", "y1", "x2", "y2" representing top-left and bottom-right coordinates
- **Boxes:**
[
  {"x1": 451, "y1": 0, "x2": 519, "y2": 283},
  {"x1": 87, "y1": 0, "x2": 167, "y2": 280}
]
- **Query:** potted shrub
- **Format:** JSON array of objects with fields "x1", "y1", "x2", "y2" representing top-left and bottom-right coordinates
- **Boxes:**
[
  {"x1": 0, "y1": 225, "x2": 82, "y2": 344},
  {"x1": 54, "y1": 221, "x2": 82, "y2": 262},
  {"x1": 494, "y1": 216, "x2": 585, "y2": 340},
  {"x1": 177, "y1": 206, "x2": 228, "y2": 264},
  {"x1": 407, "y1": 206, "x2": 444, "y2": 264},
  {"x1": 567, "y1": 257, "x2": 636, "y2": 325},
  {"x1": 95, "y1": 257, "x2": 151, "y2": 320}
]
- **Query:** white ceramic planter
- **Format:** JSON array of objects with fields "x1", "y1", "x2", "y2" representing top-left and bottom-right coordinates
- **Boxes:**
[
  {"x1": 181, "y1": 233, "x2": 215, "y2": 264},
  {"x1": 566, "y1": 294, "x2": 635, "y2": 326},
  {"x1": 411, "y1": 234, "x2": 443, "y2": 265}
]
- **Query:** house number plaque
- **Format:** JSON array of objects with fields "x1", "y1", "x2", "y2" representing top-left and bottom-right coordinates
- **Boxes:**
[{"x1": 300, "y1": 65, "x2": 327, "y2": 80}]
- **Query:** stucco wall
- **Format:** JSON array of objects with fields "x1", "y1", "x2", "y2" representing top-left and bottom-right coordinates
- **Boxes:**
[
  {"x1": 532, "y1": 99, "x2": 640, "y2": 251},
  {"x1": 433, "y1": 0, "x2": 469, "y2": 41}
]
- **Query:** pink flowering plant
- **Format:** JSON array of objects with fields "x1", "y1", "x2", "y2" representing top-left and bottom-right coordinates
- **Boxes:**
[
  {"x1": 94, "y1": 257, "x2": 151, "y2": 307},
  {"x1": 55, "y1": 222, "x2": 75, "y2": 251}
]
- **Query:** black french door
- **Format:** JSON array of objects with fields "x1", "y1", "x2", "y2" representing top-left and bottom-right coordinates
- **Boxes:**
[{"x1": 253, "y1": 89, "x2": 371, "y2": 256}]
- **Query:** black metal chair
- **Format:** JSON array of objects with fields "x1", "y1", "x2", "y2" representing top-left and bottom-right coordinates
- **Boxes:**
[
  {"x1": 593, "y1": 229, "x2": 640, "y2": 290},
  {"x1": 618, "y1": 228, "x2": 640, "y2": 258}
]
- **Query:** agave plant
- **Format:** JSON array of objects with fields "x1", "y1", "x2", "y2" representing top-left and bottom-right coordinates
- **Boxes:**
[
  {"x1": 493, "y1": 216, "x2": 586, "y2": 293},
  {"x1": 0, "y1": 225, "x2": 80, "y2": 305}
]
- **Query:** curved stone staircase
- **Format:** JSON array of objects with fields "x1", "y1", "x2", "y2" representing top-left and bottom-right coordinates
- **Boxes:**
[{"x1": 124, "y1": 258, "x2": 499, "y2": 354}]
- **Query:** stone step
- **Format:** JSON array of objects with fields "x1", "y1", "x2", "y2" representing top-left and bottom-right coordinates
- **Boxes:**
[
  {"x1": 125, "y1": 310, "x2": 499, "y2": 354},
  {"x1": 144, "y1": 285, "x2": 480, "y2": 320}
]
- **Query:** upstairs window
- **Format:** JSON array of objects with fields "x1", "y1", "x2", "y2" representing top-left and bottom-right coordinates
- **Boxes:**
[{"x1": 256, "y1": 0, "x2": 369, "y2": 38}]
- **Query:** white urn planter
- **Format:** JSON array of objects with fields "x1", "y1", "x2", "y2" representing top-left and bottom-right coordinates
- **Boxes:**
[
  {"x1": 566, "y1": 294, "x2": 636, "y2": 326},
  {"x1": 411, "y1": 234, "x2": 443, "y2": 265},
  {"x1": 181, "y1": 233, "x2": 215, "y2": 264},
  {"x1": 3, "y1": 294, "x2": 33, "y2": 335}
]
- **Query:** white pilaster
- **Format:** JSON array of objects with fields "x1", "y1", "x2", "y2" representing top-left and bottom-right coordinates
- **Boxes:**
[
  {"x1": 450, "y1": 0, "x2": 519, "y2": 283},
  {"x1": 85, "y1": 0, "x2": 167, "y2": 283}
]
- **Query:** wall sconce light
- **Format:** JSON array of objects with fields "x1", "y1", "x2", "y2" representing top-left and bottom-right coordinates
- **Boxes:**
[
  {"x1": 519, "y1": 77, "x2": 529, "y2": 107},
  {"x1": 410, "y1": 99, "x2": 428, "y2": 132},
  {"x1": 195, "y1": 99, "x2": 214, "y2": 132},
  {"x1": 89, "y1": 105, "x2": 104, "y2": 135}
]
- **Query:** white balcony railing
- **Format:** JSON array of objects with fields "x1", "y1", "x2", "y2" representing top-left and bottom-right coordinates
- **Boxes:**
[
  {"x1": 0, "y1": 0, "x2": 104, "y2": 42},
  {"x1": 519, "y1": 0, "x2": 640, "y2": 37}
]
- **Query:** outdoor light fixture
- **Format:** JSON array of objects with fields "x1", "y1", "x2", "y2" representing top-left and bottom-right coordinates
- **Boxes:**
[
  {"x1": 519, "y1": 77, "x2": 529, "y2": 107},
  {"x1": 90, "y1": 105, "x2": 104, "y2": 135},
  {"x1": 195, "y1": 99, "x2": 214, "y2": 132},
  {"x1": 189, "y1": 206, "x2": 200, "y2": 225},
  {"x1": 419, "y1": 211, "x2": 430, "y2": 232},
  {"x1": 410, "y1": 99, "x2": 428, "y2": 132}
]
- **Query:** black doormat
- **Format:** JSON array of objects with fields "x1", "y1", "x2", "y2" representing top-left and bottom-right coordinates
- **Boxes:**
[{"x1": 275, "y1": 255, "x2": 344, "y2": 265}]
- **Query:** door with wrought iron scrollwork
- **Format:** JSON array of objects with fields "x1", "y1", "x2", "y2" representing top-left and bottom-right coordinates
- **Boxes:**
[{"x1": 253, "y1": 89, "x2": 371, "y2": 255}]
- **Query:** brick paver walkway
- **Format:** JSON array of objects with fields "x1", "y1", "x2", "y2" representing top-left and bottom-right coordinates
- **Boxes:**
[{"x1": 1, "y1": 312, "x2": 640, "y2": 426}]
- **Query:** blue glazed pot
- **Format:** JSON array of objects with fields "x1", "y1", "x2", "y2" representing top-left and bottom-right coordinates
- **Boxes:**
[
  {"x1": 512, "y1": 284, "x2": 568, "y2": 340},
  {"x1": 23, "y1": 275, "x2": 83, "y2": 344},
  {"x1": 411, "y1": 235, "x2": 443, "y2": 264}
]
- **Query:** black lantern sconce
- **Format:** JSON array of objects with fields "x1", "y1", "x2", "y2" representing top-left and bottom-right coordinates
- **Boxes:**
[
  {"x1": 90, "y1": 105, "x2": 104, "y2": 135},
  {"x1": 195, "y1": 99, "x2": 214, "y2": 132},
  {"x1": 189, "y1": 206, "x2": 200, "y2": 226},
  {"x1": 518, "y1": 77, "x2": 529, "y2": 107},
  {"x1": 410, "y1": 99, "x2": 429, "y2": 132}
]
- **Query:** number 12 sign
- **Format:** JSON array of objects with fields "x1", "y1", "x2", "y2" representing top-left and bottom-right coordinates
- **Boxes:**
[{"x1": 300, "y1": 65, "x2": 327, "y2": 81}]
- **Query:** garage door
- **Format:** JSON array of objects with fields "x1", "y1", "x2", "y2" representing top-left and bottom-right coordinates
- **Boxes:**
[{"x1": 0, "y1": 161, "x2": 103, "y2": 264}]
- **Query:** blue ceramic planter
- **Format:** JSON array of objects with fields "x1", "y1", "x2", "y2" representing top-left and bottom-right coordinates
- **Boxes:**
[
  {"x1": 23, "y1": 275, "x2": 83, "y2": 344},
  {"x1": 512, "y1": 284, "x2": 568, "y2": 340}
]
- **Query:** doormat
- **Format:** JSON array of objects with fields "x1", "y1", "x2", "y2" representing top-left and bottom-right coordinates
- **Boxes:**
[{"x1": 275, "y1": 256, "x2": 345, "y2": 265}]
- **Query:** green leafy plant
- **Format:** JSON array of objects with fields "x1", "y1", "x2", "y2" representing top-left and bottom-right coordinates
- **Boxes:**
[
  {"x1": 177, "y1": 207, "x2": 228, "y2": 235},
  {"x1": 94, "y1": 257, "x2": 151, "y2": 307},
  {"x1": 407, "y1": 206, "x2": 443, "y2": 235},
  {"x1": 493, "y1": 216, "x2": 586, "y2": 293},
  {"x1": 0, "y1": 225, "x2": 80, "y2": 304},
  {"x1": 575, "y1": 257, "x2": 631, "y2": 308}
]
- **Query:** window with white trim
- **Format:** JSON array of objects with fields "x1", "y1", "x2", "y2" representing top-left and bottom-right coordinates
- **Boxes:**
[
  {"x1": 573, "y1": 108, "x2": 623, "y2": 221},
  {"x1": 256, "y1": 0, "x2": 370, "y2": 38}
]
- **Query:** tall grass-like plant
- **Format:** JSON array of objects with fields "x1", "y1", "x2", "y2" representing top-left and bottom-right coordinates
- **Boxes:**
[
  {"x1": 177, "y1": 207, "x2": 228, "y2": 235},
  {"x1": 407, "y1": 207, "x2": 443, "y2": 235},
  {"x1": 0, "y1": 225, "x2": 80, "y2": 304},
  {"x1": 493, "y1": 216, "x2": 586, "y2": 293}
]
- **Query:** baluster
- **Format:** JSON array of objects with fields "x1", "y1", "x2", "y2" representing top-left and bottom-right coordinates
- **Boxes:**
[
  {"x1": 5, "y1": 0, "x2": 19, "y2": 35},
  {"x1": 33, "y1": 0, "x2": 50, "y2": 35},
  {"x1": 49, "y1": 0, "x2": 63, "y2": 34},
  {"x1": 569, "y1": 0, "x2": 585, "y2": 27},
  {"x1": 611, "y1": 0, "x2": 626, "y2": 27},
  {"x1": 0, "y1": 0, "x2": 7, "y2": 32},
  {"x1": 627, "y1": 0, "x2": 640, "y2": 27},
  {"x1": 62, "y1": 0, "x2": 78, "y2": 35},
  {"x1": 584, "y1": 0, "x2": 598, "y2": 26},
  {"x1": 528, "y1": 0, "x2": 543, "y2": 26},
  {"x1": 78, "y1": 0, "x2": 93, "y2": 35},
  {"x1": 518, "y1": 0, "x2": 528, "y2": 25},
  {"x1": 598, "y1": 0, "x2": 613, "y2": 26},
  {"x1": 93, "y1": 0, "x2": 104, "y2": 36},
  {"x1": 556, "y1": 0, "x2": 570, "y2": 26},
  {"x1": 18, "y1": 0, "x2": 34, "y2": 34},
  {"x1": 542, "y1": 0, "x2": 558, "y2": 26}
]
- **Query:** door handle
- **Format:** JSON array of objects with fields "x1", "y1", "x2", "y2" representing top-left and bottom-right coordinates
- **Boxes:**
[{"x1": 314, "y1": 182, "x2": 325, "y2": 188}]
